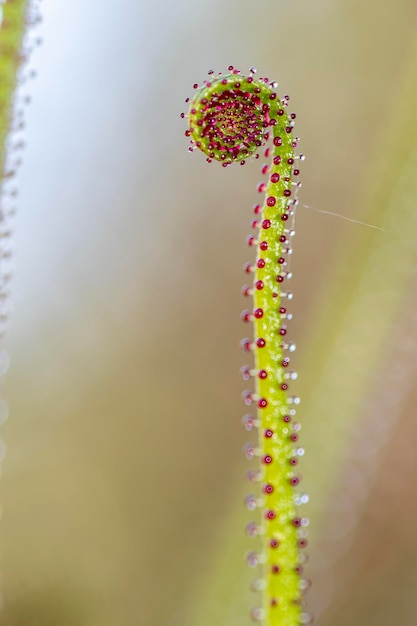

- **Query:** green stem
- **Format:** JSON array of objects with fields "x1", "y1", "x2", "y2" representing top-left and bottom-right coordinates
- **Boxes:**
[
  {"x1": 184, "y1": 67, "x2": 309, "y2": 626},
  {"x1": 251, "y1": 114, "x2": 303, "y2": 626}
]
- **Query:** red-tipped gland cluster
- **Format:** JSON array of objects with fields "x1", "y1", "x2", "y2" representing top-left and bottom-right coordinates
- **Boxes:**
[{"x1": 186, "y1": 73, "x2": 277, "y2": 164}]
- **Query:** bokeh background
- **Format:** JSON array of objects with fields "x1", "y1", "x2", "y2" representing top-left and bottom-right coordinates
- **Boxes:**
[{"x1": 1, "y1": 0, "x2": 417, "y2": 624}]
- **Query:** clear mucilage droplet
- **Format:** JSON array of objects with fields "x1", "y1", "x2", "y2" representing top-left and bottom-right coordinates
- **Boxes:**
[
  {"x1": 251, "y1": 578, "x2": 267, "y2": 591},
  {"x1": 245, "y1": 494, "x2": 258, "y2": 511},
  {"x1": 251, "y1": 607, "x2": 266, "y2": 622},
  {"x1": 244, "y1": 443, "x2": 257, "y2": 460}
]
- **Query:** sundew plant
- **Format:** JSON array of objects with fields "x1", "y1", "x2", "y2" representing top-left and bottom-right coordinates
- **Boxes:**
[
  {"x1": 2, "y1": 3, "x2": 417, "y2": 626},
  {"x1": 183, "y1": 66, "x2": 310, "y2": 626}
]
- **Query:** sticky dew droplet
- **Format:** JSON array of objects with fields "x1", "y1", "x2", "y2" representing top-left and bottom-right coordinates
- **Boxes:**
[
  {"x1": 251, "y1": 607, "x2": 265, "y2": 622},
  {"x1": 245, "y1": 494, "x2": 258, "y2": 511},
  {"x1": 251, "y1": 578, "x2": 267, "y2": 592}
]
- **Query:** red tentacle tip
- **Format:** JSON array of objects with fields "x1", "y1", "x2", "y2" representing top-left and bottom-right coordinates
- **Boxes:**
[{"x1": 241, "y1": 309, "x2": 251, "y2": 322}]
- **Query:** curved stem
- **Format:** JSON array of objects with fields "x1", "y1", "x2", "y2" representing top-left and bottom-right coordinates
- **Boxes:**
[{"x1": 185, "y1": 67, "x2": 308, "y2": 626}]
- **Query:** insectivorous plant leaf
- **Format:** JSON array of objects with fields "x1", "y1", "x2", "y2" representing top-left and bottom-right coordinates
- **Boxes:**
[{"x1": 183, "y1": 66, "x2": 310, "y2": 626}]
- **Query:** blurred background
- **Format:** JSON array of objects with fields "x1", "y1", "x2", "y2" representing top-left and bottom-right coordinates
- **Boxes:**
[{"x1": 1, "y1": 0, "x2": 417, "y2": 624}]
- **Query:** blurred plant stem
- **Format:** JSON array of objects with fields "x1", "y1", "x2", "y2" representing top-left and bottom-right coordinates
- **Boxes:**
[{"x1": 0, "y1": 0, "x2": 28, "y2": 176}]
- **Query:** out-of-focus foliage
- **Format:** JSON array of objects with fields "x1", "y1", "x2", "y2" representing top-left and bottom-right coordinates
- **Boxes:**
[
  {"x1": 2, "y1": 1, "x2": 417, "y2": 626},
  {"x1": 0, "y1": 0, "x2": 28, "y2": 173}
]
